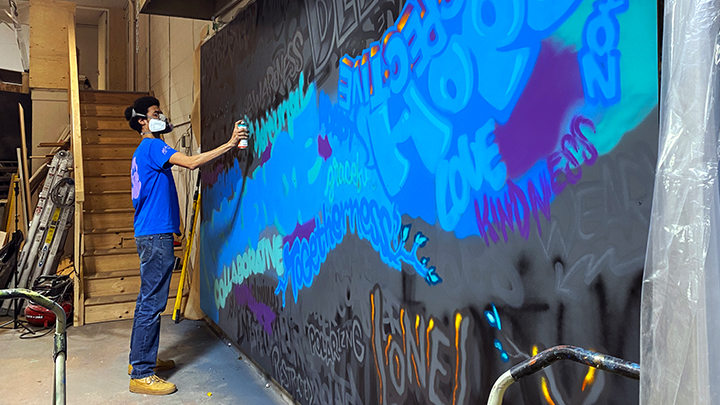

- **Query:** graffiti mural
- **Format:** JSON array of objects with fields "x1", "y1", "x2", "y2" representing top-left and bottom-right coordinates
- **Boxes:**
[{"x1": 200, "y1": 0, "x2": 657, "y2": 403}]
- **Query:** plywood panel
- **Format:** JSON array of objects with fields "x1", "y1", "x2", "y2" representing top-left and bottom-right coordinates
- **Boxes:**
[
  {"x1": 108, "y1": 7, "x2": 127, "y2": 91},
  {"x1": 28, "y1": 0, "x2": 75, "y2": 89},
  {"x1": 136, "y1": 14, "x2": 150, "y2": 93}
]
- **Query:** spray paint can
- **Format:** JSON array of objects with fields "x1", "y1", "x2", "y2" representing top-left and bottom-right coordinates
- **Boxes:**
[{"x1": 237, "y1": 120, "x2": 249, "y2": 149}]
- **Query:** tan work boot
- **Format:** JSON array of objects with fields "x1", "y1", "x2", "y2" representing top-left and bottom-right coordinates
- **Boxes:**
[
  {"x1": 128, "y1": 358, "x2": 176, "y2": 375},
  {"x1": 129, "y1": 375, "x2": 177, "y2": 395}
]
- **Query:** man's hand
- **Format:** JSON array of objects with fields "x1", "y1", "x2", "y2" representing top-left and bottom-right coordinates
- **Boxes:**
[
  {"x1": 228, "y1": 120, "x2": 249, "y2": 148},
  {"x1": 170, "y1": 120, "x2": 252, "y2": 170}
]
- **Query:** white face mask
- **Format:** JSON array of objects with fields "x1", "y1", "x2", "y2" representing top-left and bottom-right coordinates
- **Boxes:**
[
  {"x1": 132, "y1": 109, "x2": 173, "y2": 134},
  {"x1": 148, "y1": 115, "x2": 173, "y2": 134}
]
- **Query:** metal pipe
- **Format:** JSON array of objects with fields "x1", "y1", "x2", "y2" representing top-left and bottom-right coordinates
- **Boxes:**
[
  {"x1": 487, "y1": 369, "x2": 514, "y2": 405},
  {"x1": 173, "y1": 120, "x2": 192, "y2": 129},
  {"x1": 487, "y1": 345, "x2": 640, "y2": 405},
  {"x1": 0, "y1": 288, "x2": 67, "y2": 405}
]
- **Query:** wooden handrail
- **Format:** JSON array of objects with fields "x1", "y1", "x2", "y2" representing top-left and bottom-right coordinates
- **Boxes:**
[{"x1": 67, "y1": 11, "x2": 86, "y2": 326}]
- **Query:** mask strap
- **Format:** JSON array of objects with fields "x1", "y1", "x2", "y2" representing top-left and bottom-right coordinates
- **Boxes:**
[{"x1": 135, "y1": 109, "x2": 154, "y2": 136}]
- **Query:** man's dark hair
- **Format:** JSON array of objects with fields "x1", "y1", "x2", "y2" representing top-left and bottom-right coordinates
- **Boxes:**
[{"x1": 124, "y1": 96, "x2": 160, "y2": 133}]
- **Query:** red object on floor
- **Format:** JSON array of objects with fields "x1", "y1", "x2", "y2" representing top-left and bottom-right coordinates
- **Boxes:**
[{"x1": 24, "y1": 301, "x2": 72, "y2": 328}]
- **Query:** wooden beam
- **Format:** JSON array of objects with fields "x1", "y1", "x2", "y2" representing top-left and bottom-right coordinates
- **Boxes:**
[
  {"x1": 0, "y1": 82, "x2": 26, "y2": 94},
  {"x1": 2, "y1": 175, "x2": 17, "y2": 235},
  {"x1": 19, "y1": 104, "x2": 32, "y2": 222},
  {"x1": 15, "y1": 148, "x2": 29, "y2": 235},
  {"x1": 74, "y1": 205, "x2": 84, "y2": 326},
  {"x1": 22, "y1": 72, "x2": 29, "y2": 94},
  {"x1": 68, "y1": 11, "x2": 85, "y2": 327},
  {"x1": 37, "y1": 142, "x2": 70, "y2": 148},
  {"x1": 68, "y1": 14, "x2": 84, "y2": 203}
]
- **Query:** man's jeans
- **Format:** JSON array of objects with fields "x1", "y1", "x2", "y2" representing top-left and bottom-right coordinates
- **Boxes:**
[{"x1": 129, "y1": 233, "x2": 175, "y2": 379}]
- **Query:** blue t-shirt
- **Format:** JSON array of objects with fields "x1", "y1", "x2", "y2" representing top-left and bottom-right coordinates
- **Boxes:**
[{"x1": 131, "y1": 138, "x2": 180, "y2": 237}]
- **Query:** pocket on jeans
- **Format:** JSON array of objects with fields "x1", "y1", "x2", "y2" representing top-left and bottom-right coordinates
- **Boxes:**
[{"x1": 136, "y1": 236, "x2": 153, "y2": 263}]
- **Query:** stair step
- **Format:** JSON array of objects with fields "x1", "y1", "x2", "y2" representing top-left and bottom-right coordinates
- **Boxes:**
[
  {"x1": 84, "y1": 193, "x2": 133, "y2": 211},
  {"x1": 80, "y1": 91, "x2": 148, "y2": 105},
  {"x1": 80, "y1": 104, "x2": 127, "y2": 117},
  {"x1": 84, "y1": 207, "x2": 134, "y2": 213},
  {"x1": 84, "y1": 241, "x2": 138, "y2": 257},
  {"x1": 84, "y1": 227, "x2": 135, "y2": 234},
  {"x1": 83, "y1": 145, "x2": 135, "y2": 160},
  {"x1": 83, "y1": 245, "x2": 181, "y2": 258},
  {"x1": 83, "y1": 157, "x2": 131, "y2": 161},
  {"x1": 83, "y1": 159, "x2": 131, "y2": 176},
  {"x1": 82, "y1": 130, "x2": 140, "y2": 145},
  {"x1": 84, "y1": 251, "x2": 139, "y2": 273},
  {"x1": 85, "y1": 190, "x2": 130, "y2": 195},
  {"x1": 84, "y1": 288, "x2": 180, "y2": 307},
  {"x1": 84, "y1": 231, "x2": 136, "y2": 251},
  {"x1": 84, "y1": 176, "x2": 130, "y2": 193},
  {"x1": 83, "y1": 173, "x2": 127, "y2": 178},
  {"x1": 85, "y1": 268, "x2": 139, "y2": 280},
  {"x1": 84, "y1": 210, "x2": 135, "y2": 231},
  {"x1": 82, "y1": 117, "x2": 130, "y2": 131},
  {"x1": 84, "y1": 294, "x2": 186, "y2": 324},
  {"x1": 85, "y1": 270, "x2": 182, "y2": 298},
  {"x1": 83, "y1": 242, "x2": 182, "y2": 272}
]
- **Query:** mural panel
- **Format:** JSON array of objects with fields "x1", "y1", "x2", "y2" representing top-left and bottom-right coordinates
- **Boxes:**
[{"x1": 200, "y1": 0, "x2": 658, "y2": 403}]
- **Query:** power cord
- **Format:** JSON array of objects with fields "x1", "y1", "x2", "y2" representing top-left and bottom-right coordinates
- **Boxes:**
[{"x1": 50, "y1": 178, "x2": 75, "y2": 207}]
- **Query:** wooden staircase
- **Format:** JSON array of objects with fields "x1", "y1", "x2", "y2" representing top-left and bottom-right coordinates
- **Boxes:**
[{"x1": 77, "y1": 91, "x2": 182, "y2": 324}]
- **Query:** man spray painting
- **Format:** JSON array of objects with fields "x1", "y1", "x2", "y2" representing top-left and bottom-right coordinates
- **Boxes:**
[{"x1": 123, "y1": 96, "x2": 248, "y2": 395}]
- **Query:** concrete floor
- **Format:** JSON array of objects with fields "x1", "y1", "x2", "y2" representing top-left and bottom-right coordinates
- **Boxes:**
[{"x1": 0, "y1": 315, "x2": 292, "y2": 405}]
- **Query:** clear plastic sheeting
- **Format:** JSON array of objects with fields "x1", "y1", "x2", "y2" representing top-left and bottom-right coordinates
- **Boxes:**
[
  {"x1": 0, "y1": 0, "x2": 29, "y2": 72},
  {"x1": 641, "y1": 1, "x2": 720, "y2": 404}
]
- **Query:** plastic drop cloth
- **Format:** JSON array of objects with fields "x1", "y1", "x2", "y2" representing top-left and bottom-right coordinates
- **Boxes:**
[
  {"x1": 0, "y1": 0, "x2": 29, "y2": 72},
  {"x1": 641, "y1": 0, "x2": 720, "y2": 404}
]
